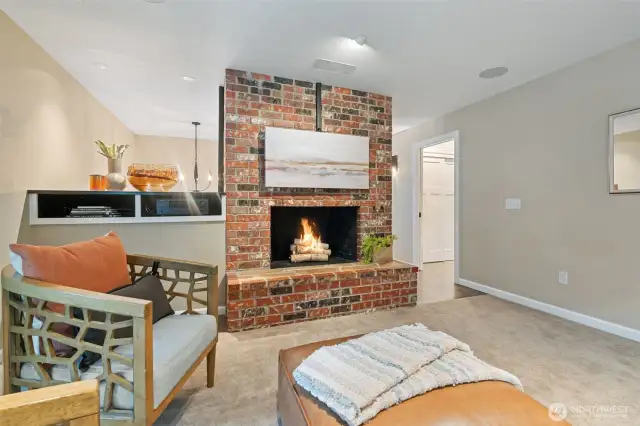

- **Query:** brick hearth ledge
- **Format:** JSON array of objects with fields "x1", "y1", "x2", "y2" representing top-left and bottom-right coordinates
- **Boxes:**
[{"x1": 227, "y1": 261, "x2": 418, "y2": 331}]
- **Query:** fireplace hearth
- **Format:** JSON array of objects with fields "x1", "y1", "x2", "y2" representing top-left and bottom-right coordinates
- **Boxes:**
[{"x1": 270, "y1": 206, "x2": 358, "y2": 269}]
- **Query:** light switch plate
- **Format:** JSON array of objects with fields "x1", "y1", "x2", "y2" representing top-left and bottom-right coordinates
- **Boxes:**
[{"x1": 505, "y1": 198, "x2": 521, "y2": 210}]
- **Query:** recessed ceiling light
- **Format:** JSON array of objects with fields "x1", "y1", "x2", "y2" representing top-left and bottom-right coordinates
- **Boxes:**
[
  {"x1": 479, "y1": 66, "x2": 509, "y2": 79},
  {"x1": 143, "y1": 0, "x2": 167, "y2": 3},
  {"x1": 353, "y1": 35, "x2": 367, "y2": 46},
  {"x1": 182, "y1": 76, "x2": 196, "y2": 82},
  {"x1": 93, "y1": 62, "x2": 108, "y2": 70}
]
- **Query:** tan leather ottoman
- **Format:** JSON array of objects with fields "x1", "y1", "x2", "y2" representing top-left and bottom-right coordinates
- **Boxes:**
[{"x1": 277, "y1": 336, "x2": 569, "y2": 426}]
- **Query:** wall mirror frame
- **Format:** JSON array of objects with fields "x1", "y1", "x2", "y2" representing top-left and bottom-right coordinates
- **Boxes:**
[{"x1": 609, "y1": 107, "x2": 640, "y2": 194}]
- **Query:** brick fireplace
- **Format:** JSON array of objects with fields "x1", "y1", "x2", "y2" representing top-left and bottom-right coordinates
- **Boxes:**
[{"x1": 224, "y1": 69, "x2": 417, "y2": 331}]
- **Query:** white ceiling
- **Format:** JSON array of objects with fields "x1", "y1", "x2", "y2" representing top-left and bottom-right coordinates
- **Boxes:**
[{"x1": 3, "y1": 0, "x2": 640, "y2": 140}]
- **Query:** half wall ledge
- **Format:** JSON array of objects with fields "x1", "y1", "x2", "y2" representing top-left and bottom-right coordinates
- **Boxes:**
[{"x1": 226, "y1": 261, "x2": 418, "y2": 331}]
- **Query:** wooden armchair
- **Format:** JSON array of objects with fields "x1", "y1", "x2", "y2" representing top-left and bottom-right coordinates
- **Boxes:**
[{"x1": 1, "y1": 254, "x2": 219, "y2": 426}]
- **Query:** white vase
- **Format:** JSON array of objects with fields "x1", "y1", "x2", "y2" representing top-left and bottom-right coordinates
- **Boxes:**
[{"x1": 106, "y1": 158, "x2": 127, "y2": 191}]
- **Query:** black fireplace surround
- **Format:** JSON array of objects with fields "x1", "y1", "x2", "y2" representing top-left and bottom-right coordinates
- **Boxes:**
[{"x1": 270, "y1": 206, "x2": 358, "y2": 269}]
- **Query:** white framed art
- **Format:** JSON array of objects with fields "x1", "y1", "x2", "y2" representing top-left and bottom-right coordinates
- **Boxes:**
[{"x1": 264, "y1": 127, "x2": 369, "y2": 189}]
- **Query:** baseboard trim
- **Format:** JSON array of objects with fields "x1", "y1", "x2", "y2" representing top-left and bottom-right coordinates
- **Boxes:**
[{"x1": 458, "y1": 278, "x2": 640, "y2": 342}]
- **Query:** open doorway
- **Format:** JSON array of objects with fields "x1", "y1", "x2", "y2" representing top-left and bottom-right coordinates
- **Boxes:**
[
  {"x1": 419, "y1": 140, "x2": 455, "y2": 302},
  {"x1": 411, "y1": 131, "x2": 461, "y2": 303}
]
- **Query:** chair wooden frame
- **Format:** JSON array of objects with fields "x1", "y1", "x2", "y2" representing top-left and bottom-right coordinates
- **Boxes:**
[
  {"x1": 0, "y1": 380, "x2": 100, "y2": 426},
  {"x1": 1, "y1": 254, "x2": 219, "y2": 426}
]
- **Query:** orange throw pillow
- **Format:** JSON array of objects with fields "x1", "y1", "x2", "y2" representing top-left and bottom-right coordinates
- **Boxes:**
[{"x1": 9, "y1": 232, "x2": 131, "y2": 295}]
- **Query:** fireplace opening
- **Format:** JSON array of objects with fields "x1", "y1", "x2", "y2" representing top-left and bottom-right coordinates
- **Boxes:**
[{"x1": 270, "y1": 207, "x2": 358, "y2": 269}]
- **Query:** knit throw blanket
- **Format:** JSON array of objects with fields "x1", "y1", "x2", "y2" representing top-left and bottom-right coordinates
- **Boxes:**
[{"x1": 293, "y1": 324, "x2": 523, "y2": 426}]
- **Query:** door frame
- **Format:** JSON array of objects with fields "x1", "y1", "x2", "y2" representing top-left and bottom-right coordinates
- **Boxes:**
[{"x1": 411, "y1": 130, "x2": 460, "y2": 283}]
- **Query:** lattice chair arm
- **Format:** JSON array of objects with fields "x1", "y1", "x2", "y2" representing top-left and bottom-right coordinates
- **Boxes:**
[
  {"x1": 126, "y1": 254, "x2": 218, "y2": 317},
  {"x1": 126, "y1": 254, "x2": 216, "y2": 275}
]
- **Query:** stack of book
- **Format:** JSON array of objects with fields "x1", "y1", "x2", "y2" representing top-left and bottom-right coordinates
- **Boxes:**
[{"x1": 67, "y1": 206, "x2": 123, "y2": 218}]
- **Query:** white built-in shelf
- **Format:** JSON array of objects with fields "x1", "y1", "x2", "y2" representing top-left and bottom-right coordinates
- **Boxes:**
[
  {"x1": 28, "y1": 191, "x2": 226, "y2": 226},
  {"x1": 29, "y1": 216, "x2": 225, "y2": 226}
]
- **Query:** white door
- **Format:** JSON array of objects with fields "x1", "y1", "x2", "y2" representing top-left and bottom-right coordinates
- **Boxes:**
[{"x1": 421, "y1": 157, "x2": 454, "y2": 263}]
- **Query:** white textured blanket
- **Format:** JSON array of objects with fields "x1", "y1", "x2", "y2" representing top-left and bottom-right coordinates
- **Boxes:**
[{"x1": 293, "y1": 324, "x2": 522, "y2": 426}]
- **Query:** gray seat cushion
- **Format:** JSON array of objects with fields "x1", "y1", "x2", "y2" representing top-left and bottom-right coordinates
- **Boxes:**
[{"x1": 21, "y1": 314, "x2": 217, "y2": 409}]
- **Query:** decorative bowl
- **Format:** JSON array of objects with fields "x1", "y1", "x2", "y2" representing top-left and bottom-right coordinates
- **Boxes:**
[{"x1": 127, "y1": 163, "x2": 179, "y2": 192}]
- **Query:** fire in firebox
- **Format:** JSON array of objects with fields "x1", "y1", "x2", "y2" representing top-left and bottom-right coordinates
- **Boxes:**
[{"x1": 290, "y1": 217, "x2": 332, "y2": 263}]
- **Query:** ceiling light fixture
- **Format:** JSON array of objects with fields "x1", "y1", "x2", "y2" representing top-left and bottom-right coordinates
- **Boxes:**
[
  {"x1": 182, "y1": 76, "x2": 196, "y2": 82},
  {"x1": 93, "y1": 62, "x2": 108, "y2": 70},
  {"x1": 479, "y1": 66, "x2": 509, "y2": 79},
  {"x1": 143, "y1": 0, "x2": 167, "y2": 3},
  {"x1": 188, "y1": 121, "x2": 212, "y2": 193},
  {"x1": 353, "y1": 35, "x2": 367, "y2": 46}
]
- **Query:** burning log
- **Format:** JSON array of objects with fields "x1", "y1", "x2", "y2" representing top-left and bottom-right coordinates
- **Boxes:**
[
  {"x1": 293, "y1": 239, "x2": 329, "y2": 250},
  {"x1": 294, "y1": 246, "x2": 331, "y2": 255},
  {"x1": 290, "y1": 217, "x2": 331, "y2": 263},
  {"x1": 291, "y1": 253, "x2": 329, "y2": 263}
]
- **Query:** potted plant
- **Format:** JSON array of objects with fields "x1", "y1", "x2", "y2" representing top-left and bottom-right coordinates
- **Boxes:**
[
  {"x1": 361, "y1": 233, "x2": 397, "y2": 264},
  {"x1": 95, "y1": 140, "x2": 129, "y2": 191}
]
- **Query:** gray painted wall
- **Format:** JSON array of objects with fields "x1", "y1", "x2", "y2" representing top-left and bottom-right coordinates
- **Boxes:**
[{"x1": 394, "y1": 38, "x2": 640, "y2": 330}]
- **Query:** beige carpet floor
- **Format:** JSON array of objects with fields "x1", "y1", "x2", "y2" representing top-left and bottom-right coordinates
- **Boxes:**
[{"x1": 155, "y1": 295, "x2": 640, "y2": 426}]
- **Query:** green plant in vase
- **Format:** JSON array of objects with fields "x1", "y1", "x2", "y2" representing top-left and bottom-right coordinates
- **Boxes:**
[
  {"x1": 361, "y1": 233, "x2": 397, "y2": 264},
  {"x1": 94, "y1": 140, "x2": 130, "y2": 191}
]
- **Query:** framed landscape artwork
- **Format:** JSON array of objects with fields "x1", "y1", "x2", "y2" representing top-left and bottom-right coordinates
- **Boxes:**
[{"x1": 264, "y1": 127, "x2": 370, "y2": 189}]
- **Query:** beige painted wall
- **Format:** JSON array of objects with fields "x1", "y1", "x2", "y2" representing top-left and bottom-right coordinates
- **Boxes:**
[
  {"x1": 0, "y1": 11, "x2": 135, "y2": 194},
  {"x1": 0, "y1": 12, "x2": 226, "y2": 363},
  {"x1": 0, "y1": 10, "x2": 135, "y2": 266},
  {"x1": 132, "y1": 134, "x2": 217, "y2": 192},
  {"x1": 0, "y1": 10, "x2": 223, "y2": 271},
  {"x1": 0, "y1": 9, "x2": 136, "y2": 368},
  {"x1": 394, "y1": 37, "x2": 640, "y2": 331}
]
